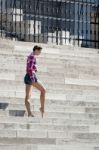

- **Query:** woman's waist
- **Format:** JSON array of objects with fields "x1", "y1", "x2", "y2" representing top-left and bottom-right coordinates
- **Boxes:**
[
  {"x1": 26, "y1": 68, "x2": 37, "y2": 72},
  {"x1": 26, "y1": 70, "x2": 37, "y2": 75}
]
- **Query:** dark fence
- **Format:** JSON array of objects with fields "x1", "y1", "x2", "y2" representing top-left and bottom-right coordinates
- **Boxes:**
[{"x1": 0, "y1": 0, "x2": 99, "y2": 49}]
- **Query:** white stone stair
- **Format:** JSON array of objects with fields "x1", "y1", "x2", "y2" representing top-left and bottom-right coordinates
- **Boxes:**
[{"x1": 0, "y1": 38, "x2": 99, "y2": 150}]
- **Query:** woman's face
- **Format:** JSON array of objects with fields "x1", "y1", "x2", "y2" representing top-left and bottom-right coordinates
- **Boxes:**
[{"x1": 35, "y1": 49, "x2": 41, "y2": 55}]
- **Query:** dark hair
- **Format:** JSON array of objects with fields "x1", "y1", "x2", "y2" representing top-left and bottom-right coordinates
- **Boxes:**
[{"x1": 33, "y1": 45, "x2": 42, "y2": 51}]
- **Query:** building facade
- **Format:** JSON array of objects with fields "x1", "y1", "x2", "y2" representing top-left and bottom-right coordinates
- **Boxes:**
[
  {"x1": 91, "y1": 1, "x2": 99, "y2": 48},
  {"x1": 0, "y1": 0, "x2": 99, "y2": 48}
]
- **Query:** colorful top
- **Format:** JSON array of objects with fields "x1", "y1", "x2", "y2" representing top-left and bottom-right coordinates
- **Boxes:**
[{"x1": 26, "y1": 53, "x2": 37, "y2": 81}]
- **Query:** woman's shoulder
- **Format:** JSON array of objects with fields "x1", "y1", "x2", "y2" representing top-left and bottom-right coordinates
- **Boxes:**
[
  {"x1": 28, "y1": 53, "x2": 35, "y2": 59},
  {"x1": 27, "y1": 53, "x2": 36, "y2": 63}
]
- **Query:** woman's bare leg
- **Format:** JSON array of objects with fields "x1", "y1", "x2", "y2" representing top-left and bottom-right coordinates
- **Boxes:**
[
  {"x1": 32, "y1": 82, "x2": 46, "y2": 117},
  {"x1": 25, "y1": 84, "x2": 34, "y2": 117}
]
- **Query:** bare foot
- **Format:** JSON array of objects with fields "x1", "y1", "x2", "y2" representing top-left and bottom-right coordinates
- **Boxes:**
[
  {"x1": 28, "y1": 112, "x2": 35, "y2": 117},
  {"x1": 39, "y1": 107, "x2": 44, "y2": 118}
]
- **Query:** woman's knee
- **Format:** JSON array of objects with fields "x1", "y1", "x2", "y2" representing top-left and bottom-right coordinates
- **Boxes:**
[
  {"x1": 41, "y1": 88, "x2": 46, "y2": 95},
  {"x1": 25, "y1": 94, "x2": 31, "y2": 100}
]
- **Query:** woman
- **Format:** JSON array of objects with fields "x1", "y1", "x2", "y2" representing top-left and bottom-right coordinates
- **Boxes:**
[{"x1": 24, "y1": 45, "x2": 46, "y2": 118}]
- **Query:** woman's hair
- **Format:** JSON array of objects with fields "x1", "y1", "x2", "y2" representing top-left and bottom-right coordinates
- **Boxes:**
[{"x1": 33, "y1": 45, "x2": 42, "y2": 51}]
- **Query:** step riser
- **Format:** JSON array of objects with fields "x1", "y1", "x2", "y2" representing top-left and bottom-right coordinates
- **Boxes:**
[
  {"x1": 0, "y1": 91, "x2": 99, "y2": 102},
  {"x1": 1, "y1": 109, "x2": 99, "y2": 120},
  {"x1": 0, "y1": 130, "x2": 99, "y2": 142},
  {"x1": 1, "y1": 84, "x2": 99, "y2": 95},
  {"x1": 1, "y1": 73, "x2": 99, "y2": 82},
  {"x1": 0, "y1": 49, "x2": 99, "y2": 62},
  {"x1": 0, "y1": 138, "x2": 55, "y2": 145},
  {"x1": 0, "y1": 62, "x2": 99, "y2": 73},
  {"x1": 1, "y1": 97, "x2": 99, "y2": 107},
  {"x1": 0, "y1": 123, "x2": 89, "y2": 132},
  {"x1": 0, "y1": 79, "x2": 99, "y2": 90},
  {"x1": 0, "y1": 144, "x2": 98, "y2": 150},
  {"x1": 0, "y1": 145, "x2": 37, "y2": 150}
]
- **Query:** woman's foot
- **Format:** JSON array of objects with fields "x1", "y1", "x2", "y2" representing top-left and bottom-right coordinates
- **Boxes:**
[
  {"x1": 28, "y1": 112, "x2": 35, "y2": 117},
  {"x1": 39, "y1": 107, "x2": 44, "y2": 118}
]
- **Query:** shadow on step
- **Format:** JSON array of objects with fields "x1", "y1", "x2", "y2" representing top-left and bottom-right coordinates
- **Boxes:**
[
  {"x1": 0, "y1": 103, "x2": 9, "y2": 110},
  {"x1": 9, "y1": 110, "x2": 25, "y2": 117}
]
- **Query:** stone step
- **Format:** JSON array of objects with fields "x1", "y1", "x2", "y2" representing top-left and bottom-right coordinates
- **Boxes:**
[
  {"x1": 0, "y1": 109, "x2": 9, "y2": 116},
  {"x1": 65, "y1": 78, "x2": 99, "y2": 87},
  {"x1": 56, "y1": 142, "x2": 99, "y2": 148},
  {"x1": 1, "y1": 69, "x2": 99, "y2": 82},
  {"x1": 3, "y1": 102, "x2": 99, "y2": 113},
  {"x1": 0, "y1": 122, "x2": 90, "y2": 132},
  {"x1": 1, "y1": 66, "x2": 98, "y2": 81},
  {"x1": 0, "y1": 90, "x2": 65, "y2": 100},
  {"x1": 0, "y1": 129, "x2": 47, "y2": 138},
  {"x1": 0, "y1": 39, "x2": 14, "y2": 49},
  {"x1": 0, "y1": 72, "x2": 99, "y2": 86},
  {"x1": 4, "y1": 67, "x2": 99, "y2": 81},
  {"x1": 1, "y1": 107, "x2": 99, "y2": 120},
  {"x1": 0, "y1": 145, "x2": 37, "y2": 150},
  {"x1": 0, "y1": 55, "x2": 63, "y2": 66},
  {"x1": 0, "y1": 43, "x2": 99, "y2": 60},
  {"x1": 0, "y1": 128, "x2": 96, "y2": 138},
  {"x1": 0, "y1": 103, "x2": 86, "y2": 113},
  {"x1": 14, "y1": 70, "x2": 99, "y2": 81},
  {"x1": 14, "y1": 52, "x2": 99, "y2": 63},
  {"x1": 0, "y1": 67, "x2": 99, "y2": 86},
  {"x1": 0, "y1": 50, "x2": 99, "y2": 66},
  {"x1": 0, "y1": 65, "x2": 65, "y2": 76},
  {"x1": 0, "y1": 63, "x2": 99, "y2": 80},
  {"x1": 0, "y1": 64, "x2": 98, "y2": 78},
  {"x1": 0, "y1": 144, "x2": 99, "y2": 150},
  {"x1": 1, "y1": 38, "x2": 98, "y2": 54},
  {"x1": 7, "y1": 104, "x2": 99, "y2": 113},
  {"x1": 0, "y1": 58, "x2": 99, "y2": 72},
  {"x1": 0, "y1": 53, "x2": 99, "y2": 69},
  {"x1": 14, "y1": 41, "x2": 99, "y2": 53},
  {"x1": 0, "y1": 60, "x2": 64, "y2": 72},
  {"x1": 0, "y1": 80, "x2": 99, "y2": 95},
  {"x1": 1, "y1": 67, "x2": 99, "y2": 82},
  {"x1": 0, "y1": 89, "x2": 99, "y2": 102},
  {"x1": 27, "y1": 144, "x2": 97, "y2": 150},
  {"x1": 0, "y1": 137, "x2": 55, "y2": 145},
  {"x1": 1, "y1": 97, "x2": 99, "y2": 107},
  {"x1": 11, "y1": 44, "x2": 99, "y2": 58},
  {"x1": 0, "y1": 144, "x2": 97, "y2": 150},
  {"x1": 0, "y1": 129, "x2": 99, "y2": 143},
  {"x1": 0, "y1": 77, "x2": 99, "y2": 91},
  {"x1": 0, "y1": 116, "x2": 98, "y2": 126},
  {"x1": 0, "y1": 90, "x2": 99, "y2": 103}
]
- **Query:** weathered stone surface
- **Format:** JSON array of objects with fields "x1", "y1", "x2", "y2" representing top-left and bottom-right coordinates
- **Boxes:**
[{"x1": 0, "y1": 38, "x2": 99, "y2": 149}]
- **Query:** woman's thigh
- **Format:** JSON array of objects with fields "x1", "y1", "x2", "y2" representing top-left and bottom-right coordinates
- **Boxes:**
[
  {"x1": 25, "y1": 84, "x2": 33, "y2": 97},
  {"x1": 32, "y1": 82, "x2": 45, "y2": 93}
]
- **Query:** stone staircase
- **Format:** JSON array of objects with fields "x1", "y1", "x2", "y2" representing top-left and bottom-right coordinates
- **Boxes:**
[{"x1": 0, "y1": 38, "x2": 99, "y2": 150}]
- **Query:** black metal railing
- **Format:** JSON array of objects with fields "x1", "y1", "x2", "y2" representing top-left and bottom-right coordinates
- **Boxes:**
[{"x1": 0, "y1": 0, "x2": 99, "y2": 49}]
